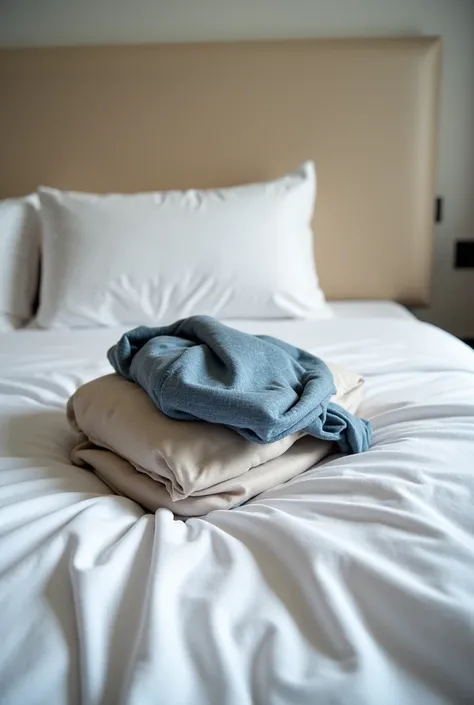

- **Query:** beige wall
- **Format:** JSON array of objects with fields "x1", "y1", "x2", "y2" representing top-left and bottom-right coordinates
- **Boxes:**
[{"x1": 1, "y1": 0, "x2": 473, "y2": 336}]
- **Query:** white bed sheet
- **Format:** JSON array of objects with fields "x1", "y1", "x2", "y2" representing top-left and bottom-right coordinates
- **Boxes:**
[
  {"x1": 0, "y1": 316, "x2": 474, "y2": 705},
  {"x1": 328, "y1": 300, "x2": 416, "y2": 320}
]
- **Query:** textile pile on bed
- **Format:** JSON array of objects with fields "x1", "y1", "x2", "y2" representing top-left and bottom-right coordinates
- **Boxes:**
[{"x1": 67, "y1": 316, "x2": 371, "y2": 516}]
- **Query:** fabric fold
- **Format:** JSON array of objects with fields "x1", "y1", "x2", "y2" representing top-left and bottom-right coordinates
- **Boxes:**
[
  {"x1": 67, "y1": 357, "x2": 366, "y2": 516},
  {"x1": 107, "y1": 316, "x2": 372, "y2": 453}
]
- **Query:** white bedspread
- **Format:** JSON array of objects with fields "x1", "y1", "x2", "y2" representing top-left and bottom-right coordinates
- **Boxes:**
[{"x1": 1, "y1": 317, "x2": 474, "y2": 705}]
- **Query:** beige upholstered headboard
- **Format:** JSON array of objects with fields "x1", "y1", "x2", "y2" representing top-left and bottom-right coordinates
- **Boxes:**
[{"x1": 0, "y1": 38, "x2": 441, "y2": 305}]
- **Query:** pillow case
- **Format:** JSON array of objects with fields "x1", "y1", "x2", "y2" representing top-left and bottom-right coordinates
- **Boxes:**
[
  {"x1": 0, "y1": 195, "x2": 40, "y2": 326},
  {"x1": 37, "y1": 162, "x2": 331, "y2": 328}
]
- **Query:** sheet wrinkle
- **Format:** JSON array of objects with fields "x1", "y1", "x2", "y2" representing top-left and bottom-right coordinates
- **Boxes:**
[
  {"x1": 1, "y1": 317, "x2": 474, "y2": 704},
  {"x1": 349, "y1": 560, "x2": 474, "y2": 702},
  {"x1": 206, "y1": 510, "x2": 357, "y2": 665},
  {"x1": 69, "y1": 518, "x2": 154, "y2": 705}
]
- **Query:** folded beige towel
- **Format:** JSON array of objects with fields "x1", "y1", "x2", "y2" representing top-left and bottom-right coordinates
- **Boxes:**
[{"x1": 67, "y1": 363, "x2": 364, "y2": 516}]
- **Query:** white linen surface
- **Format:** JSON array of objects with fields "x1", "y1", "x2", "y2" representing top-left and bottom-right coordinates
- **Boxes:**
[
  {"x1": 1, "y1": 316, "x2": 474, "y2": 705},
  {"x1": 329, "y1": 300, "x2": 416, "y2": 320}
]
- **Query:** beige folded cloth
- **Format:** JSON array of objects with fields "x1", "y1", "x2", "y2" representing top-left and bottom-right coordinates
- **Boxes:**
[{"x1": 67, "y1": 363, "x2": 364, "y2": 516}]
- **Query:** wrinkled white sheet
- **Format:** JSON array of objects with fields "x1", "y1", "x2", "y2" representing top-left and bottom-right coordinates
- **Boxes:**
[{"x1": 0, "y1": 317, "x2": 474, "y2": 705}]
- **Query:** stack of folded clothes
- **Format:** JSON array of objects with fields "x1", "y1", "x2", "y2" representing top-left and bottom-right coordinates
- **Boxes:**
[{"x1": 67, "y1": 316, "x2": 371, "y2": 517}]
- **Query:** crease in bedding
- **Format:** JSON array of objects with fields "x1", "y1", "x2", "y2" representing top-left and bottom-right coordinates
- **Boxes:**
[
  {"x1": 1, "y1": 317, "x2": 474, "y2": 705},
  {"x1": 107, "y1": 315, "x2": 371, "y2": 453}
]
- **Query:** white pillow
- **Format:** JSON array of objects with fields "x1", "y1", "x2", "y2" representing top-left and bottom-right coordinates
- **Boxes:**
[
  {"x1": 37, "y1": 162, "x2": 331, "y2": 329},
  {"x1": 0, "y1": 195, "x2": 40, "y2": 326}
]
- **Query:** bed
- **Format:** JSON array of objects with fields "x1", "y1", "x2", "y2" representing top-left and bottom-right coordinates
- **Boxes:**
[{"x1": 1, "y1": 38, "x2": 474, "y2": 705}]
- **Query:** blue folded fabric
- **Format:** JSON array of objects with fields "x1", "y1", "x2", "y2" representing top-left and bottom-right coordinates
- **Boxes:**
[{"x1": 108, "y1": 316, "x2": 371, "y2": 454}]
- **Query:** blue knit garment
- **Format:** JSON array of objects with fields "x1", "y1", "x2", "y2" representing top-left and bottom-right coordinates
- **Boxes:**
[{"x1": 108, "y1": 316, "x2": 371, "y2": 454}]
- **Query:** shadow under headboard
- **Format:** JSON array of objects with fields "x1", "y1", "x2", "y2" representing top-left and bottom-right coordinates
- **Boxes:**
[{"x1": 0, "y1": 37, "x2": 441, "y2": 305}]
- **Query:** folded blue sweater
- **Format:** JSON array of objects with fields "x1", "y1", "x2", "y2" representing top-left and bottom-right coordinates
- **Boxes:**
[{"x1": 108, "y1": 316, "x2": 371, "y2": 454}]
